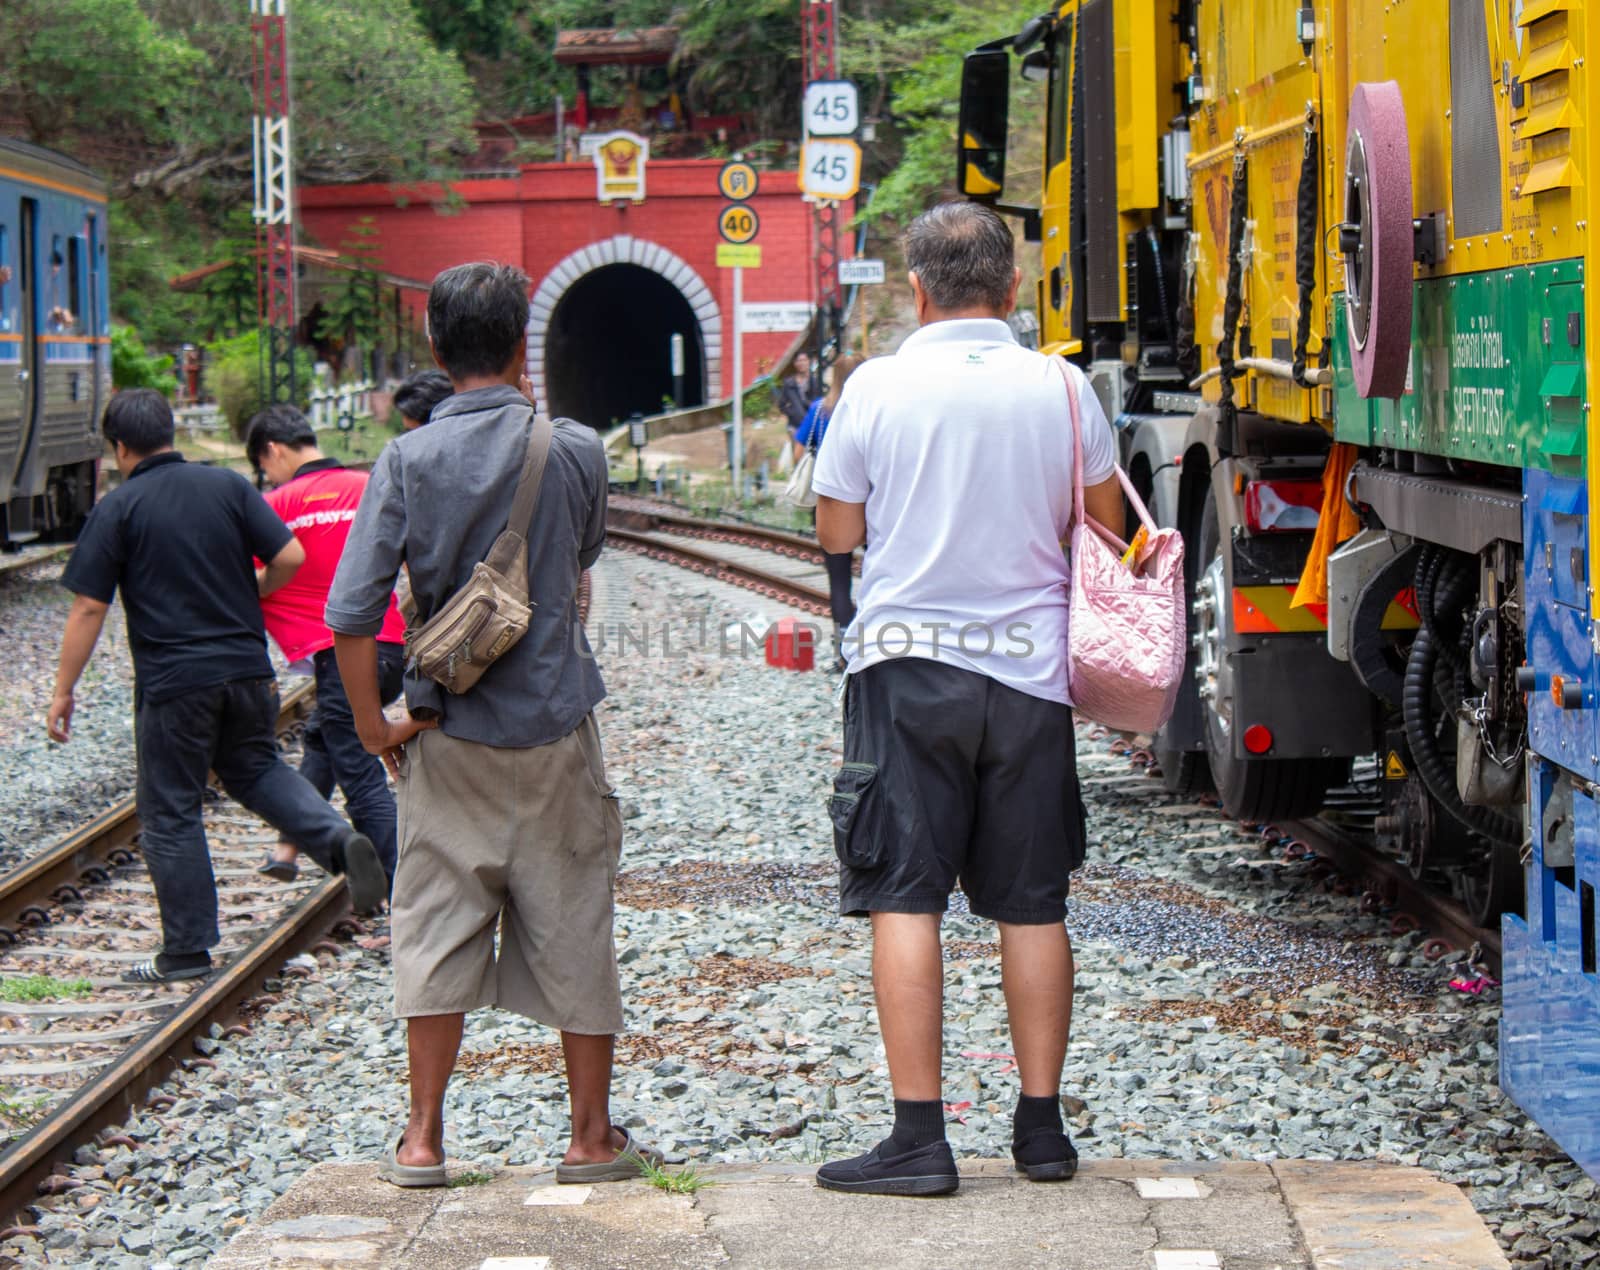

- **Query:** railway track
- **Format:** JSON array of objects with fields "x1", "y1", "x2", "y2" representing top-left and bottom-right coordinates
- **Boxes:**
[
  {"x1": 0, "y1": 679, "x2": 355, "y2": 1230},
  {"x1": 615, "y1": 509, "x2": 1504, "y2": 974},
  {"x1": 0, "y1": 571, "x2": 596, "y2": 1230},
  {"x1": 0, "y1": 545, "x2": 73, "y2": 583},
  {"x1": 606, "y1": 515, "x2": 834, "y2": 617}
]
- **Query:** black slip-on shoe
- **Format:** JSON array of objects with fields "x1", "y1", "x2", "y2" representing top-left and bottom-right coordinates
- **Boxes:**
[
  {"x1": 816, "y1": 1137, "x2": 958, "y2": 1196},
  {"x1": 340, "y1": 833, "x2": 386, "y2": 915},
  {"x1": 1012, "y1": 1127, "x2": 1078, "y2": 1181},
  {"x1": 122, "y1": 953, "x2": 213, "y2": 984},
  {"x1": 256, "y1": 853, "x2": 299, "y2": 883}
]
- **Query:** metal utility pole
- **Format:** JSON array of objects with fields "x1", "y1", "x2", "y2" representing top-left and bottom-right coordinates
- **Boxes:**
[
  {"x1": 801, "y1": 0, "x2": 842, "y2": 391},
  {"x1": 251, "y1": 0, "x2": 297, "y2": 406}
]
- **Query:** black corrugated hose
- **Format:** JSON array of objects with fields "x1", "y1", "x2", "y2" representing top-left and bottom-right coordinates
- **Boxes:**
[
  {"x1": 1291, "y1": 110, "x2": 1319, "y2": 388},
  {"x1": 1402, "y1": 546, "x2": 1520, "y2": 842},
  {"x1": 1217, "y1": 145, "x2": 1249, "y2": 439}
]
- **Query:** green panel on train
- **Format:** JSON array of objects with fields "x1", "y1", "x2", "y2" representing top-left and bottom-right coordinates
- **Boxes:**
[{"x1": 1332, "y1": 261, "x2": 1587, "y2": 474}]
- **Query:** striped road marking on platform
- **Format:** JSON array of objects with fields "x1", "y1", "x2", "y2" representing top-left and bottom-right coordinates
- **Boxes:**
[
  {"x1": 1152, "y1": 1253, "x2": 1221, "y2": 1270},
  {"x1": 481, "y1": 1259, "x2": 551, "y2": 1270}
]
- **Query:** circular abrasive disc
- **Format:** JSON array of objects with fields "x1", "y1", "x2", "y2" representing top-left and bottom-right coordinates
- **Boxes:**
[{"x1": 1343, "y1": 81, "x2": 1414, "y2": 400}]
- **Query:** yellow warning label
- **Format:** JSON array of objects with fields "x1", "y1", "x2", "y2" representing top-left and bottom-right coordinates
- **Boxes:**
[{"x1": 1385, "y1": 750, "x2": 1408, "y2": 779}]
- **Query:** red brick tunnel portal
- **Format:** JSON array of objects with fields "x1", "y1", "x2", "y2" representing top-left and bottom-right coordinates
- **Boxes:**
[{"x1": 544, "y1": 263, "x2": 706, "y2": 427}]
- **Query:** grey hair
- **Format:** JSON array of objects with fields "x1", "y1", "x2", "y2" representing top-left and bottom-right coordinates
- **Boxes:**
[
  {"x1": 426, "y1": 261, "x2": 531, "y2": 380},
  {"x1": 902, "y1": 202, "x2": 1015, "y2": 311}
]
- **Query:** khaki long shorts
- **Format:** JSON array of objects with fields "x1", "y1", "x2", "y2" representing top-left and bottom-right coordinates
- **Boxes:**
[{"x1": 391, "y1": 715, "x2": 625, "y2": 1033}]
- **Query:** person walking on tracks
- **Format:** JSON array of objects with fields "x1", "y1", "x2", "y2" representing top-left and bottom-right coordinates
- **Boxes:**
[
  {"x1": 47, "y1": 389, "x2": 386, "y2": 985},
  {"x1": 245, "y1": 405, "x2": 408, "y2": 890},
  {"x1": 325, "y1": 261, "x2": 662, "y2": 1187},
  {"x1": 810, "y1": 202, "x2": 1124, "y2": 1195}
]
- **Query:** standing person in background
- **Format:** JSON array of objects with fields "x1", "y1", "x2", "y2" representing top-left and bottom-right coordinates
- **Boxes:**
[
  {"x1": 793, "y1": 354, "x2": 864, "y2": 670},
  {"x1": 245, "y1": 405, "x2": 408, "y2": 891},
  {"x1": 810, "y1": 202, "x2": 1124, "y2": 1196},
  {"x1": 326, "y1": 261, "x2": 661, "y2": 1187},
  {"x1": 46, "y1": 390, "x2": 385, "y2": 984},
  {"x1": 776, "y1": 351, "x2": 812, "y2": 438},
  {"x1": 394, "y1": 370, "x2": 453, "y2": 431}
]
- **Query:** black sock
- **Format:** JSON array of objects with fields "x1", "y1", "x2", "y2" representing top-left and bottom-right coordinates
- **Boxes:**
[
  {"x1": 888, "y1": 1099, "x2": 946, "y2": 1151},
  {"x1": 1013, "y1": 1093, "x2": 1063, "y2": 1141}
]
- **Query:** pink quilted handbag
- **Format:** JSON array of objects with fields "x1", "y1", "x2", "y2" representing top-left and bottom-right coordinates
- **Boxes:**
[{"x1": 1057, "y1": 358, "x2": 1187, "y2": 733}]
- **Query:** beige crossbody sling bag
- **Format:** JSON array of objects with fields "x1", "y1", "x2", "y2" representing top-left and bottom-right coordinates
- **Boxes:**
[{"x1": 405, "y1": 410, "x2": 555, "y2": 695}]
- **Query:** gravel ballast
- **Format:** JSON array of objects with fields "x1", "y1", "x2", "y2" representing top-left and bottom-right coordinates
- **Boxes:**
[{"x1": 2, "y1": 548, "x2": 1595, "y2": 1268}]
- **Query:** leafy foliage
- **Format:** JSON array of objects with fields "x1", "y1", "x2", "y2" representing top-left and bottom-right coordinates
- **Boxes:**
[
  {"x1": 111, "y1": 325, "x2": 178, "y2": 396},
  {"x1": 0, "y1": 0, "x2": 197, "y2": 146},
  {"x1": 313, "y1": 220, "x2": 385, "y2": 356},
  {"x1": 205, "y1": 329, "x2": 314, "y2": 438},
  {"x1": 0, "y1": 975, "x2": 92, "y2": 1003},
  {"x1": 843, "y1": 1, "x2": 1044, "y2": 224}
]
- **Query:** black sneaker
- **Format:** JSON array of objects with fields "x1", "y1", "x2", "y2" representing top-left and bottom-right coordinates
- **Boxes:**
[
  {"x1": 816, "y1": 1136, "x2": 958, "y2": 1196},
  {"x1": 1012, "y1": 1127, "x2": 1078, "y2": 1181},
  {"x1": 340, "y1": 833, "x2": 386, "y2": 915}
]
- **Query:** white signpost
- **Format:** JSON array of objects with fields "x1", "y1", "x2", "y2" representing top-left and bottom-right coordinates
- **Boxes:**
[
  {"x1": 838, "y1": 258, "x2": 886, "y2": 286},
  {"x1": 737, "y1": 302, "x2": 814, "y2": 333},
  {"x1": 803, "y1": 80, "x2": 860, "y2": 136}
]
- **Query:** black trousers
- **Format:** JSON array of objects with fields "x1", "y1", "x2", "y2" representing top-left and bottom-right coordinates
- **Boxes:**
[{"x1": 135, "y1": 677, "x2": 354, "y2": 955}]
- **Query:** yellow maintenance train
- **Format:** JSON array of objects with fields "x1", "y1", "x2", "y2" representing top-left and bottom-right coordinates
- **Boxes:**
[{"x1": 957, "y1": 0, "x2": 1598, "y2": 1179}]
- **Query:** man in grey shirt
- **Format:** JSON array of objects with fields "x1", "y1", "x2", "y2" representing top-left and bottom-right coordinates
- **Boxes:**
[{"x1": 326, "y1": 262, "x2": 661, "y2": 1187}]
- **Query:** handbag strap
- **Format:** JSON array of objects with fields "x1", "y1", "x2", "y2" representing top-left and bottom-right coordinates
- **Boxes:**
[
  {"x1": 1052, "y1": 355, "x2": 1159, "y2": 542},
  {"x1": 483, "y1": 410, "x2": 556, "y2": 591}
]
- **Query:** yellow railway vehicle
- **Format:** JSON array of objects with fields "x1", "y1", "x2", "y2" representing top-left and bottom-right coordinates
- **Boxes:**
[{"x1": 959, "y1": 0, "x2": 1600, "y2": 1179}]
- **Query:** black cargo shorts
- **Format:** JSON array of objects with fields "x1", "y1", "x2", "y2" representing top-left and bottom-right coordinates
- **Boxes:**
[{"x1": 830, "y1": 657, "x2": 1088, "y2": 923}]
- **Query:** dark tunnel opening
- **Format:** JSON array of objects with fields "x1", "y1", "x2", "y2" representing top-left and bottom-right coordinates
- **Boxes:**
[{"x1": 543, "y1": 264, "x2": 706, "y2": 427}]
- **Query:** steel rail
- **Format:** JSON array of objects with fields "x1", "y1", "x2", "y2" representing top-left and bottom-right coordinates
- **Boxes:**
[
  {"x1": 605, "y1": 524, "x2": 832, "y2": 616},
  {"x1": 0, "y1": 877, "x2": 347, "y2": 1226},
  {"x1": 0, "y1": 545, "x2": 73, "y2": 582},
  {"x1": 1284, "y1": 816, "x2": 1502, "y2": 974},
  {"x1": 0, "y1": 676, "x2": 329, "y2": 1226},
  {"x1": 0, "y1": 679, "x2": 316, "y2": 941},
  {"x1": 610, "y1": 505, "x2": 828, "y2": 561}
]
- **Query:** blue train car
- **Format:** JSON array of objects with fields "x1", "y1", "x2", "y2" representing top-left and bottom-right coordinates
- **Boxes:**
[{"x1": 0, "y1": 138, "x2": 109, "y2": 548}]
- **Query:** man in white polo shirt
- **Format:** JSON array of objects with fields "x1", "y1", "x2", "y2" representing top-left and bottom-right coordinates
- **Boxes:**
[{"x1": 811, "y1": 201, "x2": 1123, "y2": 1196}]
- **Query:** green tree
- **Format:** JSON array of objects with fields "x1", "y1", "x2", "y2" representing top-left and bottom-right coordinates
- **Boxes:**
[
  {"x1": 110, "y1": 326, "x2": 179, "y2": 396},
  {"x1": 129, "y1": 0, "x2": 477, "y2": 198},
  {"x1": 205, "y1": 329, "x2": 313, "y2": 438},
  {"x1": 313, "y1": 219, "x2": 385, "y2": 359},
  {"x1": 843, "y1": 1, "x2": 1043, "y2": 225},
  {"x1": 0, "y1": 0, "x2": 197, "y2": 146}
]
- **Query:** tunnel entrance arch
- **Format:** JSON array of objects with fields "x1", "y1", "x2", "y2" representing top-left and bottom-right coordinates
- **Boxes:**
[
  {"x1": 527, "y1": 236, "x2": 721, "y2": 427},
  {"x1": 544, "y1": 266, "x2": 705, "y2": 427}
]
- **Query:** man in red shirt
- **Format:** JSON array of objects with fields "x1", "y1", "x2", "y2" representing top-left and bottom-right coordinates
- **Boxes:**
[{"x1": 246, "y1": 406, "x2": 408, "y2": 887}]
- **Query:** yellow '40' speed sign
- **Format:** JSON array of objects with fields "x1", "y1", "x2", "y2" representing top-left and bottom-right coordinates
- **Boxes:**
[{"x1": 718, "y1": 203, "x2": 760, "y2": 245}]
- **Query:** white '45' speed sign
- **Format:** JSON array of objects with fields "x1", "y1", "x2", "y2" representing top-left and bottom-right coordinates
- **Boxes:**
[
  {"x1": 803, "y1": 80, "x2": 859, "y2": 136},
  {"x1": 801, "y1": 138, "x2": 862, "y2": 201}
]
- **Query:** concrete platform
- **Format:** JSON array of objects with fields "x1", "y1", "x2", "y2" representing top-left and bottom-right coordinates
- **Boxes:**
[{"x1": 211, "y1": 1158, "x2": 1509, "y2": 1269}]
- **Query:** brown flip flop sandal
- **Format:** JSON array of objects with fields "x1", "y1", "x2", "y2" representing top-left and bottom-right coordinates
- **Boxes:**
[
  {"x1": 378, "y1": 1134, "x2": 448, "y2": 1188},
  {"x1": 554, "y1": 1126, "x2": 665, "y2": 1183}
]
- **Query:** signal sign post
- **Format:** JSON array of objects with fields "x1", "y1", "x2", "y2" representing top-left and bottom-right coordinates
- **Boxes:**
[{"x1": 716, "y1": 161, "x2": 760, "y2": 497}]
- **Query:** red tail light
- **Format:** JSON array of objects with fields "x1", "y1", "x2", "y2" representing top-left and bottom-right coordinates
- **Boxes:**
[{"x1": 1243, "y1": 478, "x2": 1323, "y2": 532}]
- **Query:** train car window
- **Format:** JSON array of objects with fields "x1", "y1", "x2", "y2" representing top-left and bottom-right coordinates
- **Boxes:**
[
  {"x1": 1046, "y1": 17, "x2": 1072, "y2": 173},
  {"x1": 0, "y1": 224, "x2": 10, "y2": 332},
  {"x1": 68, "y1": 236, "x2": 86, "y2": 336}
]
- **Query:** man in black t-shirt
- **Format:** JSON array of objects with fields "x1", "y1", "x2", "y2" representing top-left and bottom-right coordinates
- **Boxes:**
[{"x1": 47, "y1": 390, "x2": 386, "y2": 984}]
